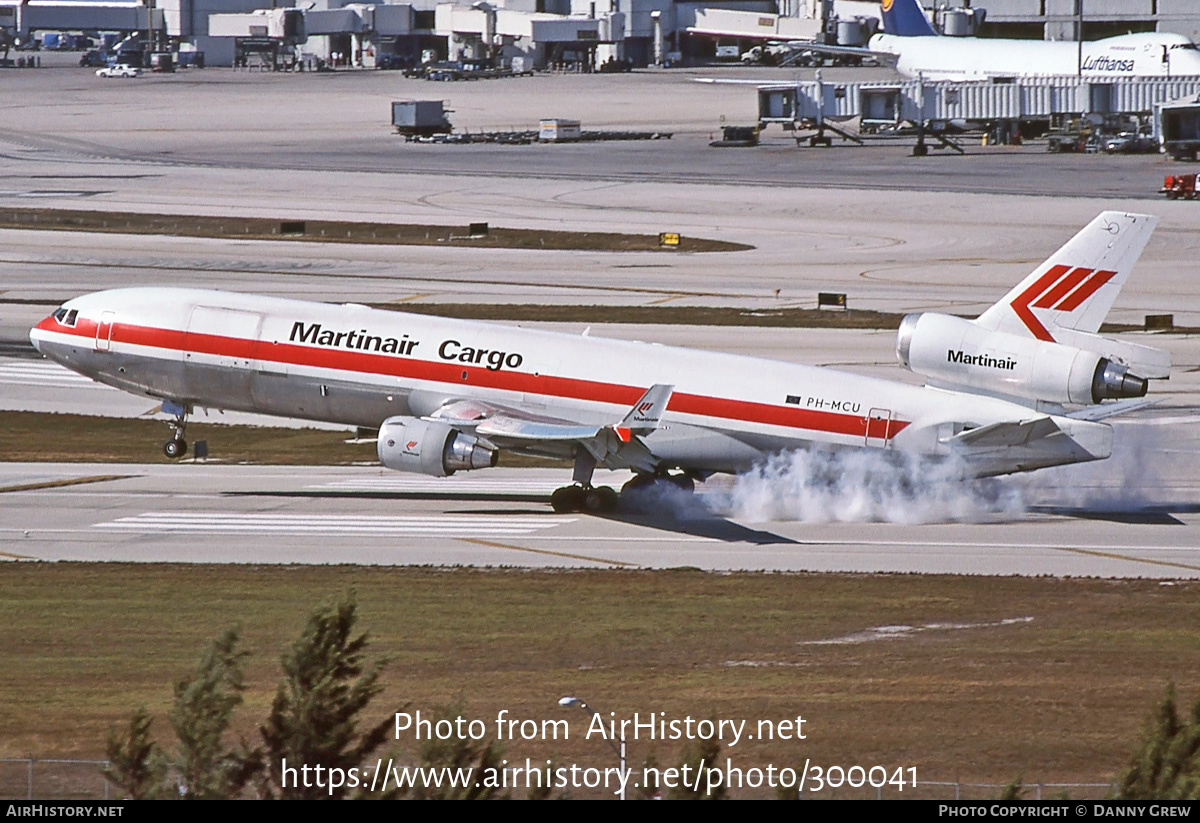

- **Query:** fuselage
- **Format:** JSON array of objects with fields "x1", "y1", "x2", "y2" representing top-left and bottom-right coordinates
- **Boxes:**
[
  {"x1": 873, "y1": 31, "x2": 1200, "y2": 81},
  {"x1": 29, "y1": 287, "x2": 1106, "y2": 475}
]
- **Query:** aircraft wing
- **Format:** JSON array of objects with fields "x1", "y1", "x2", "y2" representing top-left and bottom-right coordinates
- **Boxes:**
[
  {"x1": 475, "y1": 416, "x2": 604, "y2": 442},
  {"x1": 944, "y1": 413, "x2": 1113, "y2": 476},
  {"x1": 948, "y1": 416, "x2": 1062, "y2": 449},
  {"x1": 802, "y1": 43, "x2": 898, "y2": 64},
  {"x1": 428, "y1": 384, "x2": 675, "y2": 473}
]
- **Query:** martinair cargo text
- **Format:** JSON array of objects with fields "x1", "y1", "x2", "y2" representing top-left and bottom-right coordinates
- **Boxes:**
[
  {"x1": 824, "y1": 0, "x2": 1200, "y2": 81},
  {"x1": 30, "y1": 212, "x2": 1168, "y2": 513}
]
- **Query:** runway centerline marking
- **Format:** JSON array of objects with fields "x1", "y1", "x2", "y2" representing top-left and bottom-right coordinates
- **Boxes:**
[
  {"x1": 1051, "y1": 546, "x2": 1200, "y2": 574},
  {"x1": 459, "y1": 538, "x2": 638, "y2": 568}
]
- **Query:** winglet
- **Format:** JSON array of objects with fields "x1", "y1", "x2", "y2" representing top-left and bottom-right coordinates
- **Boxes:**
[{"x1": 617, "y1": 384, "x2": 674, "y2": 437}]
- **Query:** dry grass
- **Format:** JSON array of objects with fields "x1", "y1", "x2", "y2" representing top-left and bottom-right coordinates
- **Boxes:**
[
  {"x1": 0, "y1": 411, "x2": 558, "y2": 467},
  {"x1": 0, "y1": 208, "x2": 750, "y2": 253},
  {"x1": 382, "y1": 303, "x2": 912, "y2": 328},
  {"x1": 0, "y1": 565, "x2": 1196, "y2": 797}
]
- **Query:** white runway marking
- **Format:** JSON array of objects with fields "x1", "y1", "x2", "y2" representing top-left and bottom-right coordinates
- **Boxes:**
[
  {"x1": 0, "y1": 361, "x2": 95, "y2": 389},
  {"x1": 94, "y1": 512, "x2": 576, "y2": 536}
]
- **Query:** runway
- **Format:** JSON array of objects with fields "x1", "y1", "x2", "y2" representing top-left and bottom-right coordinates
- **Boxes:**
[
  {"x1": 4, "y1": 64, "x2": 1200, "y2": 580},
  {"x1": 3, "y1": 461, "x2": 1199, "y2": 577}
]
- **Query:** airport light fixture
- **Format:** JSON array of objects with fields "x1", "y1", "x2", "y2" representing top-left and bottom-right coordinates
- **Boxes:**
[{"x1": 559, "y1": 696, "x2": 627, "y2": 800}]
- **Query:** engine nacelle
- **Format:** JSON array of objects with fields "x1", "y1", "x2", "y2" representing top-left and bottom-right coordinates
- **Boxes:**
[
  {"x1": 897, "y1": 313, "x2": 1147, "y2": 405},
  {"x1": 377, "y1": 415, "x2": 497, "y2": 477}
]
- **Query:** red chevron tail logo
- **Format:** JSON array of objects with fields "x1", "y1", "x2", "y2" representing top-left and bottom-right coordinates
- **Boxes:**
[{"x1": 1011, "y1": 264, "x2": 1116, "y2": 341}]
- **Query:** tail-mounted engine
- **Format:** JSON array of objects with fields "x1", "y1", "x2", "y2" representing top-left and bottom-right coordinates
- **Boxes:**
[
  {"x1": 897, "y1": 313, "x2": 1149, "y2": 405},
  {"x1": 377, "y1": 416, "x2": 497, "y2": 477}
]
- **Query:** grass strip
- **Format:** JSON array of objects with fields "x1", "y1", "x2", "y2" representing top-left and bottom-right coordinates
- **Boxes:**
[
  {"x1": 0, "y1": 208, "x2": 751, "y2": 253},
  {"x1": 0, "y1": 564, "x2": 1196, "y2": 797},
  {"x1": 0, "y1": 411, "x2": 561, "y2": 466}
]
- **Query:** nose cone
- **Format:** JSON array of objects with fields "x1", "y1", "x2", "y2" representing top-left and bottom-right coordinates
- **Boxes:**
[{"x1": 29, "y1": 316, "x2": 54, "y2": 355}]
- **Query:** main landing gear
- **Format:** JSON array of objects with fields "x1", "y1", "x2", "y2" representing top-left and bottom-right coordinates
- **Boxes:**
[
  {"x1": 549, "y1": 451, "x2": 697, "y2": 514},
  {"x1": 162, "y1": 401, "x2": 189, "y2": 460}
]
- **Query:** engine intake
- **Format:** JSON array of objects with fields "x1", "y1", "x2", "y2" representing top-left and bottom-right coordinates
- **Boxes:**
[{"x1": 377, "y1": 415, "x2": 497, "y2": 477}]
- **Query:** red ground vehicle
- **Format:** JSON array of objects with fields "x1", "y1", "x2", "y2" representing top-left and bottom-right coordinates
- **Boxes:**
[{"x1": 1161, "y1": 174, "x2": 1199, "y2": 199}]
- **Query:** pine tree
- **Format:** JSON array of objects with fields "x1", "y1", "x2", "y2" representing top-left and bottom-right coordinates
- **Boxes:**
[
  {"x1": 1117, "y1": 684, "x2": 1200, "y2": 800},
  {"x1": 103, "y1": 706, "x2": 168, "y2": 800},
  {"x1": 668, "y1": 733, "x2": 726, "y2": 800},
  {"x1": 402, "y1": 699, "x2": 508, "y2": 800},
  {"x1": 169, "y1": 626, "x2": 258, "y2": 799},
  {"x1": 257, "y1": 592, "x2": 392, "y2": 799}
]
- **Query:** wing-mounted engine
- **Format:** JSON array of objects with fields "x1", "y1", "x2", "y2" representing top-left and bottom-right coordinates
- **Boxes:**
[
  {"x1": 377, "y1": 415, "x2": 497, "y2": 477},
  {"x1": 896, "y1": 312, "x2": 1158, "y2": 406}
]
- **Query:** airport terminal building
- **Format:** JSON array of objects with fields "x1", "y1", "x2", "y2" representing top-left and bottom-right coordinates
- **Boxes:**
[{"x1": 2, "y1": 0, "x2": 1200, "y2": 68}]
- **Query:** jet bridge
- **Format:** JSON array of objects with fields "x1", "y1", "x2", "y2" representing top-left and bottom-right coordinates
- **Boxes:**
[{"x1": 758, "y1": 75, "x2": 1200, "y2": 141}]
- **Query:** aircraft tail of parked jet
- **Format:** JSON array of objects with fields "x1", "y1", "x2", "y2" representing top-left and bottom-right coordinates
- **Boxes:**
[{"x1": 880, "y1": 0, "x2": 937, "y2": 38}]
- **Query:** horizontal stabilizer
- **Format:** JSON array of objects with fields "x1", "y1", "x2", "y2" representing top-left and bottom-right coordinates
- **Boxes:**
[{"x1": 1052, "y1": 327, "x2": 1171, "y2": 379}]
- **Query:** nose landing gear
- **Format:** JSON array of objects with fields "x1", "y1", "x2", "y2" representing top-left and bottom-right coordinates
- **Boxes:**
[{"x1": 161, "y1": 401, "x2": 189, "y2": 460}]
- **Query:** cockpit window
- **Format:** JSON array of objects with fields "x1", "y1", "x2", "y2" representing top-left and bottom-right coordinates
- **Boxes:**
[
  {"x1": 1170, "y1": 43, "x2": 1198, "y2": 50},
  {"x1": 53, "y1": 308, "x2": 78, "y2": 327}
]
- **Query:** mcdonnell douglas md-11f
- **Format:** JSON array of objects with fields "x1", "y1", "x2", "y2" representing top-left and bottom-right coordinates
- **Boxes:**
[{"x1": 30, "y1": 212, "x2": 1169, "y2": 513}]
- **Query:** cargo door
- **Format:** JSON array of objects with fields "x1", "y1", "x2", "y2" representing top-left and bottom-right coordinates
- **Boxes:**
[
  {"x1": 251, "y1": 318, "x2": 290, "y2": 413},
  {"x1": 183, "y1": 306, "x2": 263, "y2": 403}
]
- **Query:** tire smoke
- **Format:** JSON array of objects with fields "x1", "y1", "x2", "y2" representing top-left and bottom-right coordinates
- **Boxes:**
[{"x1": 715, "y1": 446, "x2": 1026, "y2": 524}]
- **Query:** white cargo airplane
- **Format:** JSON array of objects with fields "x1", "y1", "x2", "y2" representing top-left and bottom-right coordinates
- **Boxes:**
[
  {"x1": 831, "y1": 0, "x2": 1200, "y2": 80},
  {"x1": 30, "y1": 211, "x2": 1168, "y2": 513}
]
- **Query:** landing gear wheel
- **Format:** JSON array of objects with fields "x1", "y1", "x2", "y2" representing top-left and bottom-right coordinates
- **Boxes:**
[
  {"x1": 551, "y1": 485, "x2": 585, "y2": 513},
  {"x1": 621, "y1": 474, "x2": 654, "y2": 494},
  {"x1": 621, "y1": 472, "x2": 694, "y2": 495},
  {"x1": 162, "y1": 402, "x2": 190, "y2": 460},
  {"x1": 582, "y1": 486, "x2": 619, "y2": 513},
  {"x1": 551, "y1": 485, "x2": 618, "y2": 513},
  {"x1": 667, "y1": 474, "x2": 695, "y2": 494}
]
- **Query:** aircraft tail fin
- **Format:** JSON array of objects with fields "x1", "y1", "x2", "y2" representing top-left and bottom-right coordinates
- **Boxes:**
[
  {"x1": 975, "y1": 211, "x2": 1159, "y2": 342},
  {"x1": 881, "y1": 0, "x2": 938, "y2": 37}
]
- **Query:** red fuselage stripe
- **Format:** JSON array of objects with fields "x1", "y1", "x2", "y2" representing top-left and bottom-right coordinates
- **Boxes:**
[{"x1": 37, "y1": 317, "x2": 912, "y2": 440}]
